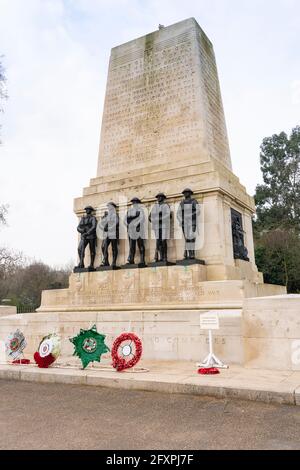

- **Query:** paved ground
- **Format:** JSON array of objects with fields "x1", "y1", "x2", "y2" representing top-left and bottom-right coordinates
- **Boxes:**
[{"x1": 1, "y1": 379, "x2": 300, "y2": 450}]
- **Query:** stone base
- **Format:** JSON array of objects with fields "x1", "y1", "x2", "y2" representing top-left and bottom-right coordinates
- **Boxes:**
[
  {"x1": 0, "y1": 308, "x2": 244, "y2": 364},
  {"x1": 147, "y1": 261, "x2": 176, "y2": 267},
  {"x1": 73, "y1": 267, "x2": 96, "y2": 273},
  {"x1": 176, "y1": 259, "x2": 205, "y2": 266},
  {"x1": 96, "y1": 265, "x2": 121, "y2": 271},
  {"x1": 38, "y1": 264, "x2": 285, "y2": 313},
  {"x1": 234, "y1": 256, "x2": 250, "y2": 263},
  {"x1": 0, "y1": 264, "x2": 288, "y2": 372},
  {"x1": 121, "y1": 263, "x2": 148, "y2": 269},
  {"x1": 243, "y1": 295, "x2": 300, "y2": 371},
  {"x1": 2, "y1": 291, "x2": 298, "y2": 372}
]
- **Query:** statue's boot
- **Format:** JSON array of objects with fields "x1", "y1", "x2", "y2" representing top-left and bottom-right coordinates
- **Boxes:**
[
  {"x1": 112, "y1": 254, "x2": 118, "y2": 268},
  {"x1": 162, "y1": 244, "x2": 168, "y2": 262},
  {"x1": 127, "y1": 242, "x2": 135, "y2": 264},
  {"x1": 88, "y1": 253, "x2": 96, "y2": 269},
  {"x1": 127, "y1": 241, "x2": 135, "y2": 264},
  {"x1": 77, "y1": 249, "x2": 85, "y2": 268},
  {"x1": 139, "y1": 244, "x2": 145, "y2": 265}
]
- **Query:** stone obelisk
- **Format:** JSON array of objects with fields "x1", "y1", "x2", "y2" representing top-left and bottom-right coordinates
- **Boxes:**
[{"x1": 97, "y1": 17, "x2": 232, "y2": 178}]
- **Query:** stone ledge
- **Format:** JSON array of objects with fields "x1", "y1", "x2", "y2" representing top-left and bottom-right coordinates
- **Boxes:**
[
  {"x1": 1, "y1": 362, "x2": 299, "y2": 407},
  {"x1": 36, "y1": 301, "x2": 244, "y2": 312},
  {"x1": 0, "y1": 306, "x2": 17, "y2": 318},
  {"x1": 295, "y1": 387, "x2": 300, "y2": 406}
]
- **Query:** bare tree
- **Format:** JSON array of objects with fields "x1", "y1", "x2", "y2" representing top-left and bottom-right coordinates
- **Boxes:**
[
  {"x1": 0, "y1": 204, "x2": 8, "y2": 226},
  {"x1": 0, "y1": 247, "x2": 24, "y2": 302},
  {"x1": 0, "y1": 58, "x2": 7, "y2": 104},
  {"x1": 6, "y1": 261, "x2": 70, "y2": 310},
  {"x1": 0, "y1": 56, "x2": 8, "y2": 143},
  {"x1": 0, "y1": 247, "x2": 23, "y2": 272},
  {"x1": 0, "y1": 204, "x2": 72, "y2": 308}
]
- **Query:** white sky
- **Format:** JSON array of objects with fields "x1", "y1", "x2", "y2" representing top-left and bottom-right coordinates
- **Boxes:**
[{"x1": 0, "y1": 0, "x2": 299, "y2": 266}]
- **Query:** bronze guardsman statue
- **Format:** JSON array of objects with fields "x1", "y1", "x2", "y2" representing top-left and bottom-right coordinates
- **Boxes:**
[
  {"x1": 99, "y1": 202, "x2": 119, "y2": 268},
  {"x1": 149, "y1": 193, "x2": 171, "y2": 262},
  {"x1": 177, "y1": 188, "x2": 200, "y2": 260},
  {"x1": 124, "y1": 197, "x2": 146, "y2": 266},
  {"x1": 76, "y1": 206, "x2": 97, "y2": 270},
  {"x1": 232, "y1": 215, "x2": 249, "y2": 261}
]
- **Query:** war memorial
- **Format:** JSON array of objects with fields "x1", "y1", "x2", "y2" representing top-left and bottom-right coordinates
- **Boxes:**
[{"x1": 1, "y1": 18, "x2": 299, "y2": 374}]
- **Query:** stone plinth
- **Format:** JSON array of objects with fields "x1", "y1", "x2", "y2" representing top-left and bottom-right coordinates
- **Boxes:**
[
  {"x1": 0, "y1": 306, "x2": 17, "y2": 318},
  {"x1": 0, "y1": 309, "x2": 244, "y2": 364},
  {"x1": 38, "y1": 265, "x2": 285, "y2": 313},
  {"x1": 75, "y1": 159, "x2": 261, "y2": 280},
  {"x1": 243, "y1": 295, "x2": 300, "y2": 371}
]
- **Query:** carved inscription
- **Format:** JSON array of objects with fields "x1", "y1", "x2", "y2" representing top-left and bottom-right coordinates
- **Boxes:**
[
  {"x1": 98, "y1": 22, "x2": 232, "y2": 176},
  {"x1": 67, "y1": 285, "x2": 220, "y2": 306},
  {"x1": 98, "y1": 28, "x2": 203, "y2": 175}
]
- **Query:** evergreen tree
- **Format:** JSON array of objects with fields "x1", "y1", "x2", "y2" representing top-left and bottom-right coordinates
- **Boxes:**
[
  {"x1": 254, "y1": 126, "x2": 300, "y2": 292},
  {"x1": 255, "y1": 126, "x2": 300, "y2": 232}
]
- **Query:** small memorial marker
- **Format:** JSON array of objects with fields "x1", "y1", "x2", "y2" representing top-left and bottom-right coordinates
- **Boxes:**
[{"x1": 198, "y1": 311, "x2": 228, "y2": 370}]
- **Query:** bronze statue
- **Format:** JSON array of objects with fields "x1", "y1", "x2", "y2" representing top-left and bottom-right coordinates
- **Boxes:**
[
  {"x1": 177, "y1": 188, "x2": 200, "y2": 260},
  {"x1": 99, "y1": 202, "x2": 119, "y2": 267},
  {"x1": 149, "y1": 193, "x2": 171, "y2": 262},
  {"x1": 124, "y1": 197, "x2": 146, "y2": 266},
  {"x1": 76, "y1": 206, "x2": 97, "y2": 270},
  {"x1": 231, "y1": 210, "x2": 249, "y2": 261}
]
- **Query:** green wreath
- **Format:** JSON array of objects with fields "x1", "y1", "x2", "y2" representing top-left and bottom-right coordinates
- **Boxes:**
[{"x1": 70, "y1": 324, "x2": 110, "y2": 369}]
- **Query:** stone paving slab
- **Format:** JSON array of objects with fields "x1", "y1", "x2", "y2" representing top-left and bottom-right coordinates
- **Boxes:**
[{"x1": 1, "y1": 361, "x2": 300, "y2": 406}]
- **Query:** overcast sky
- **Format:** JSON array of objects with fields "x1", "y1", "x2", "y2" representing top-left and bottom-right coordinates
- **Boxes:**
[{"x1": 0, "y1": 0, "x2": 299, "y2": 266}]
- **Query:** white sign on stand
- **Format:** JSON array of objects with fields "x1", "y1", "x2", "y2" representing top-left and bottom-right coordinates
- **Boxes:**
[
  {"x1": 199, "y1": 312, "x2": 219, "y2": 330},
  {"x1": 198, "y1": 312, "x2": 228, "y2": 369}
]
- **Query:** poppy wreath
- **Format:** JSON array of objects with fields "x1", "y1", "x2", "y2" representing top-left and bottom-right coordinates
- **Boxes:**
[
  {"x1": 5, "y1": 330, "x2": 27, "y2": 361},
  {"x1": 198, "y1": 367, "x2": 220, "y2": 375},
  {"x1": 111, "y1": 333, "x2": 143, "y2": 372},
  {"x1": 34, "y1": 334, "x2": 61, "y2": 368}
]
